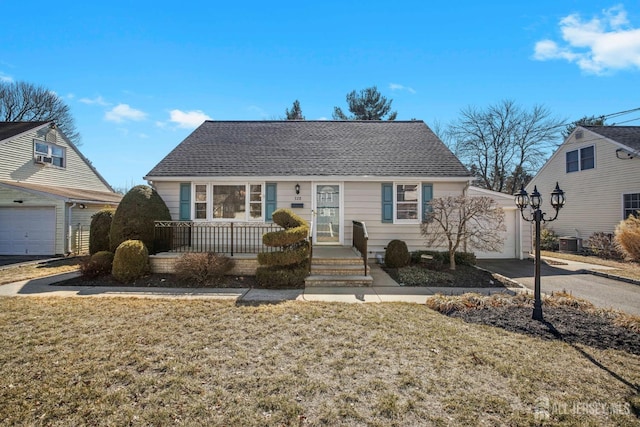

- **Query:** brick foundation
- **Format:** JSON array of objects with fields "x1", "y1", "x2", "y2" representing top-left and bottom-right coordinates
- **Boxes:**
[{"x1": 149, "y1": 253, "x2": 259, "y2": 276}]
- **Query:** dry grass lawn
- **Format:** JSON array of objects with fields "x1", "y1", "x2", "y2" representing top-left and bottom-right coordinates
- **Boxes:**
[
  {"x1": 0, "y1": 258, "x2": 83, "y2": 285},
  {"x1": 0, "y1": 297, "x2": 638, "y2": 426},
  {"x1": 541, "y1": 251, "x2": 640, "y2": 281}
]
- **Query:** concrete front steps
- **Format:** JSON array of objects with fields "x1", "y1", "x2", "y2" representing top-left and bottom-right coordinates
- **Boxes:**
[{"x1": 305, "y1": 256, "x2": 373, "y2": 287}]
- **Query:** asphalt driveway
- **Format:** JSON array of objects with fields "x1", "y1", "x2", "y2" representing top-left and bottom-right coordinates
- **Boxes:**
[{"x1": 478, "y1": 259, "x2": 640, "y2": 315}]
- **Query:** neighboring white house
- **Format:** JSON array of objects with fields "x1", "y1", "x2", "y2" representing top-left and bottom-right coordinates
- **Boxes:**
[
  {"x1": 0, "y1": 122, "x2": 122, "y2": 255},
  {"x1": 145, "y1": 120, "x2": 480, "y2": 257},
  {"x1": 523, "y1": 125, "x2": 640, "y2": 253},
  {"x1": 467, "y1": 186, "x2": 522, "y2": 259}
]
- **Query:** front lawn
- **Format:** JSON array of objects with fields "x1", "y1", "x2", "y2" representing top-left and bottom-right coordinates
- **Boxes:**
[
  {"x1": 1, "y1": 297, "x2": 637, "y2": 426},
  {"x1": 0, "y1": 257, "x2": 83, "y2": 285}
]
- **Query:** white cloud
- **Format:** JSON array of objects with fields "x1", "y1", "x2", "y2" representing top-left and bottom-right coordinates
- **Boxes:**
[
  {"x1": 389, "y1": 83, "x2": 416, "y2": 94},
  {"x1": 0, "y1": 72, "x2": 13, "y2": 82},
  {"x1": 79, "y1": 95, "x2": 110, "y2": 106},
  {"x1": 534, "y1": 5, "x2": 640, "y2": 74},
  {"x1": 105, "y1": 104, "x2": 147, "y2": 122},
  {"x1": 168, "y1": 109, "x2": 212, "y2": 129}
]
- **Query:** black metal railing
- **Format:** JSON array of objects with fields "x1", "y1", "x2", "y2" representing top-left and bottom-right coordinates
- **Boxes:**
[
  {"x1": 352, "y1": 220, "x2": 369, "y2": 275},
  {"x1": 154, "y1": 221, "x2": 283, "y2": 255}
]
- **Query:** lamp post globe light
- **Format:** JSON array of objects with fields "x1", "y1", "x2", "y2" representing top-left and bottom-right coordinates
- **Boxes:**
[{"x1": 515, "y1": 182, "x2": 565, "y2": 321}]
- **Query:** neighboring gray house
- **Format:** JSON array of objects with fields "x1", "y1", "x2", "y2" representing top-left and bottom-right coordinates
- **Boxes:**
[
  {"x1": 0, "y1": 122, "x2": 121, "y2": 255},
  {"x1": 145, "y1": 120, "x2": 475, "y2": 257},
  {"x1": 523, "y1": 125, "x2": 640, "y2": 253}
]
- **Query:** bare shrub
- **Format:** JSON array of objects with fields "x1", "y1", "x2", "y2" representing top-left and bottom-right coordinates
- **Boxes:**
[
  {"x1": 174, "y1": 252, "x2": 234, "y2": 286},
  {"x1": 585, "y1": 232, "x2": 623, "y2": 260},
  {"x1": 80, "y1": 251, "x2": 114, "y2": 278},
  {"x1": 615, "y1": 214, "x2": 640, "y2": 262}
]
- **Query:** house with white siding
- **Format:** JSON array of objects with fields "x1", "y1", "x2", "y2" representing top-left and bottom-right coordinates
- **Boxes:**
[
  {"x1": 523, "y1": 125, "x2": 640, "y2": 254},
  {"x1": 145, "y1": 120, "x2": 480, "y2": 259},
  {"x1": 0, "y1": 122, "x2": 121, "y2": 255}
]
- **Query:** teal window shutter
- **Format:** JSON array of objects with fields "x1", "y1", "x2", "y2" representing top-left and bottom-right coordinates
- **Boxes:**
[
  {"x1": 179, "y1": 183, "x2": 191, "y2": 220},
  {"x1": 422, "y1": 183, "x2": 433, "y2": 220},
  {"x1": 265, "y1": 183, "x2": 277, "y2": 222},
  {"x1": 381, "y1": 183, "x2": 393, "y2": 223}
]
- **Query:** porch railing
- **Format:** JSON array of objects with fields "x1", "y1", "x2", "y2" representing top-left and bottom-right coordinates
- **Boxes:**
[
  {"x1": 154, "y1": 221, "x2": 283, "y2": 255},
  {"x1": 352, "y1": 220, "x2": 369, "y2": 275}
]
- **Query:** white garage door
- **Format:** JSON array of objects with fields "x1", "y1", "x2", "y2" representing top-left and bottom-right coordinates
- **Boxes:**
[
  {"x1": 474, "y1": 210, "x2": 517, "y2": 259},
  {"x1": 0, "y1": 207, "x2": 56, "y2": 255}
]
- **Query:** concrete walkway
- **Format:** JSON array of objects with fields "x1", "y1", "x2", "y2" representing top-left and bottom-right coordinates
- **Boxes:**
[{"x1": 0, "y1": 264, "x2": 515, "y2": 304}]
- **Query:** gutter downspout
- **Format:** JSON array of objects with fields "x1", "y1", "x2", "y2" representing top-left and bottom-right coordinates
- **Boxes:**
[{"x1": 67, "y1": 203, "x2": 76, "y2": 255}]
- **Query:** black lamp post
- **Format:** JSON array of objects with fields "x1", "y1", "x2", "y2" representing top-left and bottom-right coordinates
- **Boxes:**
[{"x1": 515, "y1": 182, "x2": 565, "y2": 321}]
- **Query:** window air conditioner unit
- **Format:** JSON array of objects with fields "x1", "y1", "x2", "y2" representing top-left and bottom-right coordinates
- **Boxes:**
[{"x1": 35, "y1": 155, "x2": 53, "y2": 164}]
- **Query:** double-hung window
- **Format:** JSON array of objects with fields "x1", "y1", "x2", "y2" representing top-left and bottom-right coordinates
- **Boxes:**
[
  {"x1": 566, "y1": 146, "x2": 594, "y2": 173},
  {"x1": 623, "y1": 193, "x2": 640, "y2": 219},
  {"x1": 194, "y1": 183, "x2": 263, "y2": 221},
  {"x1": 34, "y1": 140, "x2": 65, "y2": 168},
  {"x1": 396, "y1": 183, "x2": 420, "y2": 222}
]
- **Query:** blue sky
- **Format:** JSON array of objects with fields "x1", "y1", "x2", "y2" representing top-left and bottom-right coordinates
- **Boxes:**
[{"x1": 1, "y1": 1, "x2": 639, "y2": 190}]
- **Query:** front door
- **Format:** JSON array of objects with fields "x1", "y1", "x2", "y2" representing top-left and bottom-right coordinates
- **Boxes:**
[{"x1": 314, "y1": 183, "x2": 342, "y2": 245}]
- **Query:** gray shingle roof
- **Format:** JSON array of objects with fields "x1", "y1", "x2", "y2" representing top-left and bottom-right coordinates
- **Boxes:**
[
  {"x1": 0, "y1": 121, "x2": 49, "y2": 141},
  {"x1": 583, "y1": 126, "x2": 640, "y2": 151},
  {"x1": 146, "y1": 121, "x2": 471, "y2": 178}
]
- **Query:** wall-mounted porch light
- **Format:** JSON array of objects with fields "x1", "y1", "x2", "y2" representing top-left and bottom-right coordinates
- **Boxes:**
[{"x1": 295, "y1": 183, "x2": 300, "y2": 195}]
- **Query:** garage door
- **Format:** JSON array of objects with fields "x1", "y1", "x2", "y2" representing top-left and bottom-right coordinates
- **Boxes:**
[
  {"x1": 474, "y1": 210, "x2": 516, "y2": 259},
  {"x1": 0, "y1": 207, "x2": 56, "y2": 255}
]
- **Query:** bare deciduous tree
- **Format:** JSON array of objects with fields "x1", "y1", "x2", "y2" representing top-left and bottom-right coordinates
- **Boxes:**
[
  {"x1": 447, "y1": 100, "x2": 563, "y2": 194},
  {"x1": 0, "y1": 80, "x2": 80, "y2": 144},
  {"x1": 421, "y1": 195, "x2": 505, "y2": 270}
]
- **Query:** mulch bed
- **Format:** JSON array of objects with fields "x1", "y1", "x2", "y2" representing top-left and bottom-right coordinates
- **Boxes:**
[
  {"x1": 383, "y1": 264, "x2": 513, "y2": 288},
  {"x1": 449, "y1": 305, "x2": 640, "y2": 355}
]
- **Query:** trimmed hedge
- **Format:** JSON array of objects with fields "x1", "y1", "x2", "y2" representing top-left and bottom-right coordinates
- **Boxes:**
[
  {"x1": 109, "y1": 185, "x2": 171, "y2": 254},
  {"x1": 256, "y1": 264, "x2": 309, "y2": 289},
  {"x1": 89, "y1": 209, "x2": 115, "y2": 255},
  {"x1": 112, "y1": 240, "x2": 149, "y2": 283},
  {"x1": 257, "y1": 245, "x2": 309, "y2": 267},
  {"x1": 271, "y1": 209, "x2": 307, "y2": 230},
  {"x1": 262, "y1": 226, "x2": 309, "y2": 247},
  {"x1": 257, "y1": 208, "x2": 310, "y2": 287},
  {"x1": 411, "y1": 250, "x2": 477, "y2": 267}
]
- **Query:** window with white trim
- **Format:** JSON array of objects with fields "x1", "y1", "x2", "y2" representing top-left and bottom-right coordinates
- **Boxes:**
[
  {"x1": 194, "y1": 185, "x2": 208, "y2": 219},
  {"x1": 395, "y1": 183, "x2": 420, "y2": 222},
  {"x1": 623, "y1": 193, "x2": 640, "y2": 219},
  {"x1": 566, "y1": 146, "x2": 594, "y2": 173},
  {"x1": 193, "y1": 183, "x2": 263, "y2": 221},
  {"x1": 34, "y1": 140, "x2": 65, "y2": 168}
]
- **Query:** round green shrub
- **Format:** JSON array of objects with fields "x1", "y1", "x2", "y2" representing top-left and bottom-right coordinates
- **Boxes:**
[
  {"x1": 385, "y1": 240, "x2": 410, "y2": 268},
  {"x1": 112, "y1": 240, "x2": 149, "y2": 283},
  {"x1": 89, "y1": 208, "x2": 115, "y2": 255},
  {"x1": 109, "y1": 185, "x2": 171, "y2": 254},
  {"x1": 80, "y1": 250, "x2": 114, "y2": 278}
]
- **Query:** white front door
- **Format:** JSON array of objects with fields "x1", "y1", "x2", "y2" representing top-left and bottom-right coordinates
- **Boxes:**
[{"x1": 314, "y1": 183, "x2": 343, "y2": 245}]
